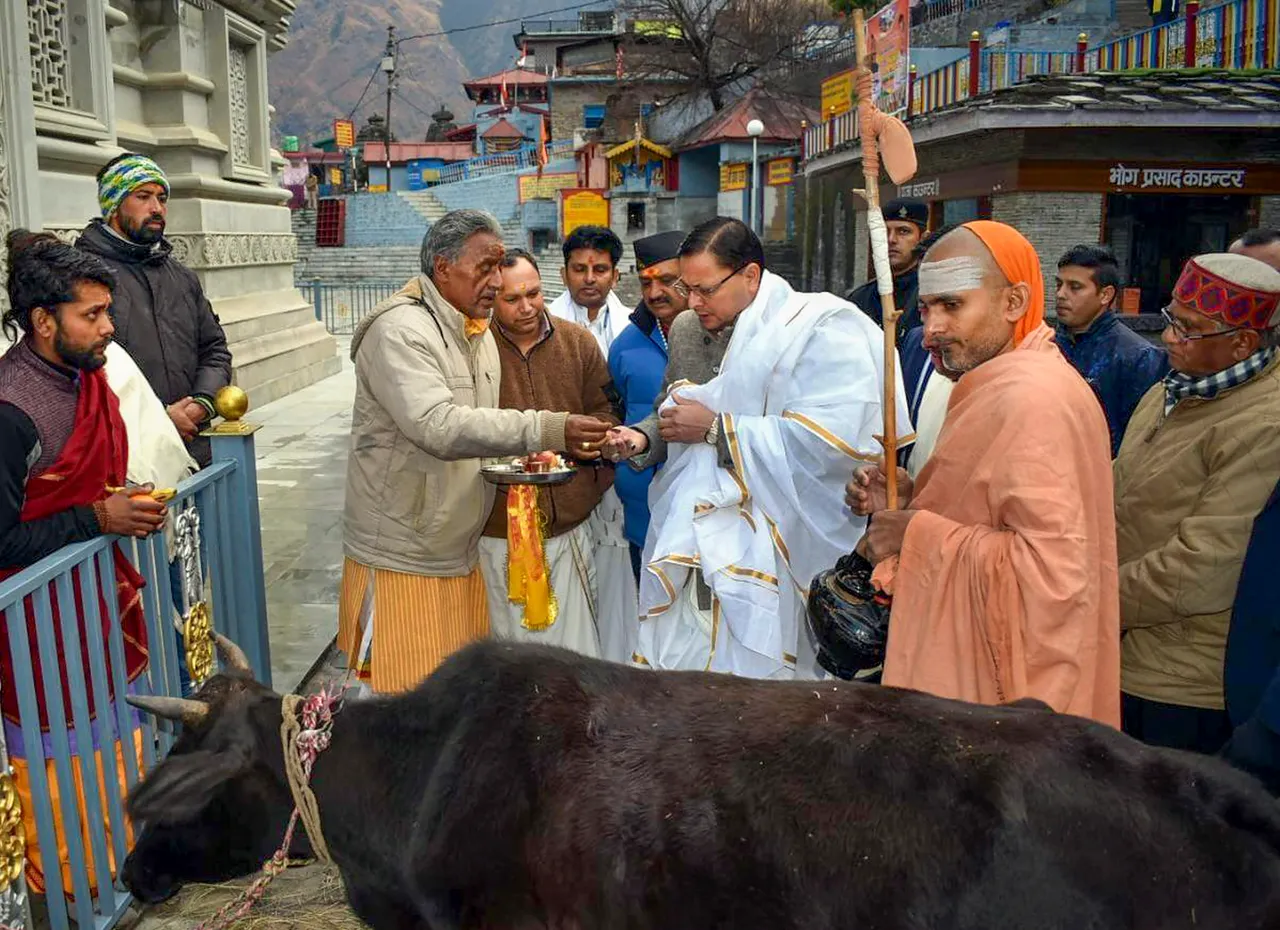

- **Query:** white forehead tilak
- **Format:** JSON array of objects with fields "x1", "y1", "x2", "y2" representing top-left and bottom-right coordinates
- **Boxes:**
[{"x1": 918, "y1": 256, "x2": 987, "y2": 295}]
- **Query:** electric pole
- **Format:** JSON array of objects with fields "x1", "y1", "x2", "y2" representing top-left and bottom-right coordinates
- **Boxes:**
[{"x1": 381, "y1": 26, "x2": 396, "y2": 189}]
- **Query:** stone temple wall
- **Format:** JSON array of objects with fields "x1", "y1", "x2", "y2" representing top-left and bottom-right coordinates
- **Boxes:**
[{"x1": 0, "y1": 0, "x2": 339, "y2": 405}]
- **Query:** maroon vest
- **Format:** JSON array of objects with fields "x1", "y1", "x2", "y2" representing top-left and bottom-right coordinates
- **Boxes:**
[{"x1": 0, "y1": 339, "x2": 80, "y2": 475}]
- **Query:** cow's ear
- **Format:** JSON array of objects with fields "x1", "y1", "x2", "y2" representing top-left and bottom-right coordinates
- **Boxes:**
[{"x1": 128, "y1": 744, "x2": 252, "y2": 824}]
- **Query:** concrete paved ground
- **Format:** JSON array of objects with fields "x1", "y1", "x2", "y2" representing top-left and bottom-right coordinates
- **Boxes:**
[{"x1": 253, "y1": 337, "x2": 353, "y2": 692}]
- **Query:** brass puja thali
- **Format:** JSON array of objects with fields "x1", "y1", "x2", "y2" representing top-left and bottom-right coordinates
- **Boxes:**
[{"x1": 482, "y1": 453, "x2": 577, "y2": 487}]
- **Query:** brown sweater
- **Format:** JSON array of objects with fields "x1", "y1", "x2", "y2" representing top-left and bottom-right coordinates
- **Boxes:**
[{"x1": 482, "y1": 315, "x2": 618, "y2": 539}]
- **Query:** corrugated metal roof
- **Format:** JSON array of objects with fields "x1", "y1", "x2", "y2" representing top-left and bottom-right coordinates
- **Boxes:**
[
  {"x1": 481, "y1": 118, "x2": 528, "y2": 139},
  {"x1": 677, "y1": 88, "x2": 818, "y2": 151}
]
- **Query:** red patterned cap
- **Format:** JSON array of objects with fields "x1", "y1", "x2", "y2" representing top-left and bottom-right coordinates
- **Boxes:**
[{"x1": 1173, "y1": 253, "x2": 1280, "y2": 330}]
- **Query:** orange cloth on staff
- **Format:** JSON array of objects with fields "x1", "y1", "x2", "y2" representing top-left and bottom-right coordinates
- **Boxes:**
[
  {"x1": 506, "y1": 484, "x2": 557, "y2": 630},
  {"x1": 874, "y1": 223, "x2": 1120, "y2": 727},
  {"x1": 337, "y1": 559, "x2": 488, "y2": 693}
]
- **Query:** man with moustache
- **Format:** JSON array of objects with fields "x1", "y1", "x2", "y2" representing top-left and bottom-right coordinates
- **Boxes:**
[
  {"x1": 548, "y1": 225, "x2": 629, "y2": 356},
  {"x1": 1114, "y1": 253, "x2": 1280, "y2": 754},
  {"x1": 607, "y1": 230, "x2": 688, "y2": 577},
  {"x1": 846, "y1": 199, "x2": 927, "y2": 344},
  {"x1": 848, "y1": 221, "x2": 1120, "y2": 725},
  {"x1": 339, "y1": 210, "x2": 613, "y2": 692},
  {"x1": 478, "y1": 250, "x2": 617, "y2": 657},
  {"x1": 0, "y1": 231, "x2": 165, "y2": 895},
  {"x1": 1054, "y1": 245, "x2": 1167, "y2": 456},
  {"x1": 77, "y1": 153, "x2": 232, "y2": 467}
]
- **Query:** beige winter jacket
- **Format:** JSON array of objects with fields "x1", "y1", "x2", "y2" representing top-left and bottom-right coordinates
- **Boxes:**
[
  {"x1": 1114, "y1": 354, "x2": 1280, "y2": 710},
  {"x1": 342, "y1": 274, "x2": 569, "y2": 576}
]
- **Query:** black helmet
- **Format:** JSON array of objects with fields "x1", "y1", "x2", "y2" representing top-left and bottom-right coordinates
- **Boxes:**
[{"x1": 806, "y1": 551, "x2": 891, "y2": 680}]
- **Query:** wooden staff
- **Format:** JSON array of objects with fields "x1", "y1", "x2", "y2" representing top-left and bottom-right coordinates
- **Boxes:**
[{"x1": 850, "y1": 9, "x2": 917, "y2": 510}]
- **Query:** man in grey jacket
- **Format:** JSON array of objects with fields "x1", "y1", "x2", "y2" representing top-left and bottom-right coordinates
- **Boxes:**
[
  {"x1": 338, "y1": 209, "x2": 613, "y2": 694},
  {"x1": 77, "y1": 153, "x2": 232, "y2": 467}
]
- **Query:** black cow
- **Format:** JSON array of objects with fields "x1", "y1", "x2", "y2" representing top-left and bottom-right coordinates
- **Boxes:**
[{"x1": 124, "y1": 639, "x2": 1280, "y2": 930}]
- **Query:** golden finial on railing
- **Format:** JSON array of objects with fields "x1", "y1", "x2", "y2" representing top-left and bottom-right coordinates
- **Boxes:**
[{"x1": 204, "y1": 385, "x2": 258, "y2": 436}]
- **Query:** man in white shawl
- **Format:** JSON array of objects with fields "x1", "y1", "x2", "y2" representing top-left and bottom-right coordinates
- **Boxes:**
[{"x1": 632, "y1": 217, "x2": 910, "y2": 680}]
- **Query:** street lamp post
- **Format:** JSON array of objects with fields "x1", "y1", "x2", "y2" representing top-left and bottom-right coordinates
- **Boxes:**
[
  {"x1": 381, "y1": 26, "x2": 396, "y2": 190},
  {"x1": 746, "y1": 118, "x2": 764, "y2": 234}
]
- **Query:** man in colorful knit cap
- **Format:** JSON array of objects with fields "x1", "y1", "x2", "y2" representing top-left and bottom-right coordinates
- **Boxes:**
[
  {"x1": 77, "y1": 153, "x2": 232, "y2": 467},
  {"x1": 1114, "y1": 252, "x2": 1280, "y2": 753}
]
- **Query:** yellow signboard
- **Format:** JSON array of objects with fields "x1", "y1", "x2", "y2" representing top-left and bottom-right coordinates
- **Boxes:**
[
  {"x1": 328, "y1": 167, "x2": 343, "y2": 187},
  {"x1": 519, "y1": 172, "x2": 579, "y2": 203},
  {"x1": 561, "y1": 189, "x2": 610, "y2": 237},
  {"x1": 767, "y1": 158, "x2": 795, "y2": 186},
  {"x1": 719, "y1": 162, "x2": 748, "y2": 192},
  {"x1": 333, "y1": 118, "x2": 356, "y2": 150},
  {"x1": 821, "y1": 69, "x2": 856, "y2": 118}
]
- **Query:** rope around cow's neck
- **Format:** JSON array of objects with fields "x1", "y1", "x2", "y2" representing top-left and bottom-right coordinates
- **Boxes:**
[
  {"x1": 193, "y1": 689, "x2": 340, "y2": 930},
  {"x1": 281, "y1": 690, "x2": 336, "y2": 864}
]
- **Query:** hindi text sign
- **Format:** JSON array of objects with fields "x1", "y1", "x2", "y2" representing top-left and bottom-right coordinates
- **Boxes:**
[
  {"x1": 561, "y1": 189, "x2": 609, "y2": 237},
  {"x1": 719, "y1": 162, "x2": 749, "y2": 192},
  {"x1": 821, "y1": 69, "x2": 856, "y2": 119},
  {"x1": 519, "y1": 172, "x2": 579, "y2": 203},
  {"x1": 333, "y1": 119, "x2": 356, "y2": 150},
  {"x1": 766, "y1": 158, "x2": 795, "y2": 186}
]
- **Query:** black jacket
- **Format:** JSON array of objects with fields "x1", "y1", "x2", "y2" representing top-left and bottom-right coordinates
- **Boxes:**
[
  {"x1": 77, "y1": 220, "x2": 233, "y2": 464},
  {"x1": 846, "y1": 265, "x2": 921, "y2": 347}
]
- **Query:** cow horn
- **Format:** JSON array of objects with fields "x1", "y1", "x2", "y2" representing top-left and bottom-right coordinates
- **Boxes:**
[
  {"x1": 127, "y1": 694, "x2": 209, "y2": 727},
  {"x1": 214, "y1": 632, "x2": 253, "y2": 675}
]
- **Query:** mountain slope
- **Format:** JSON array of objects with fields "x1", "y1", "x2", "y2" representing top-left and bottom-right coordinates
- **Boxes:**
[{"x1": 270, "y1": 0, "x2": 569, "y2": 145}]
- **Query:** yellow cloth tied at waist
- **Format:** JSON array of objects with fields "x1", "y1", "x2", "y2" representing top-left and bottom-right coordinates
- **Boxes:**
[{"x1": 506, "y1": 484, "x2": 558, "y2": 630}]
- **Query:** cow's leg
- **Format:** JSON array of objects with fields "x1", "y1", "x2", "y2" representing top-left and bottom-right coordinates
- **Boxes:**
[{"x1": 346, "y1": 883, "x2": 430, "y2": 930}]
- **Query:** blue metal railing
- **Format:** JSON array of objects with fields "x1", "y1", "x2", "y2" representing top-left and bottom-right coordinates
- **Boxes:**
[
  {"x1": 433, "y1": 140, "x2": 575, "y2": 186},
  {"x1": 0, "y1": 432, "x2": 268, "y2": 930},
  {"x1": 304, "y1": 281, "x2": 404, "y2": 335}
]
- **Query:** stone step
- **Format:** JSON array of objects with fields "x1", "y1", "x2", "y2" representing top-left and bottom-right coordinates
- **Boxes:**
[
  {"x1": 244, "y1": 353, "x2": 344, "y2": 409},
  {"x1": 232, "y1": 320, "x2": 338, "y2": 390},
  {"x1": 217, "y1": 290, "x2": 318, "y2": 344}
]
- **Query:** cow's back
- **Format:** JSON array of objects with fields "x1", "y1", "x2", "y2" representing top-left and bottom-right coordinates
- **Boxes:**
[{"x1": 398, "y1": 642, "x2": 1280, "y2": 930}]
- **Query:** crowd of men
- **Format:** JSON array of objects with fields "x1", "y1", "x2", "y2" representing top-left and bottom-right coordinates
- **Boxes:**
[
  {"x1": 4, "y1": 151, "x2": 1280, "y2": 894},
  {"x1": 334, "y1": 202, "x2": 1280, "y2": 797}
]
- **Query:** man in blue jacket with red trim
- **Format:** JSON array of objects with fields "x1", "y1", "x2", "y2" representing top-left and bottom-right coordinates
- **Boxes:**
[{"x1": 607, "y1": 230, "x2": 688, "y2": 579}]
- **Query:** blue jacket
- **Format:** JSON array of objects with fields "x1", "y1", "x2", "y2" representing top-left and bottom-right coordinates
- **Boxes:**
[
  {"x1": 1223, "y1": 479, "x2": 1280, "y2": 792},
  {"x1": 608, "y1": 303, "x2": 669, "y2": 547},
  {"x1": 1054, "y1": 311, "x2": 1168, "y2": 456}
]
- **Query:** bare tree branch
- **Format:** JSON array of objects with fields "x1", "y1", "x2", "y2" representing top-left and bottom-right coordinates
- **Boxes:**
[{"x1": 620, "y1": 0, "x2": 835, "y2": 111}]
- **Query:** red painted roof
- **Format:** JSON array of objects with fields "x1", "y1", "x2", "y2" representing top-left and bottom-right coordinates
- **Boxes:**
[
  {"x1": 677, "y1": 88, "x2": 818, "y2": 151},
  {"x1": 361, "y1": 142, "x2": 474, "y2": 163},
  {"x1": 481, "y1": 118, "x2": 527, "y2": 140},
  {"x1": 463, "y1": 67, "x2": 549, "y2": 89}
]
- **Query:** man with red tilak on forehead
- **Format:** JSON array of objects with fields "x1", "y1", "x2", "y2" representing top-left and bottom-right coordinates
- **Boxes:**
[
  {"x1": 848, "y1": 221, "x2": 1121, "y2": 725},
  {"x1": 1114, "y1": 252, "x2": 1280, "y2": 754}
]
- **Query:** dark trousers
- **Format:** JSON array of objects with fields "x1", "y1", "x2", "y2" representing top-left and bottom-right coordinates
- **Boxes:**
[
  {"x1": 1121, "y1": 692, "x2": 1232, "y2": 755},
  {"x1": 629, "y1": 543, "x2": 643, "y2": 583}
]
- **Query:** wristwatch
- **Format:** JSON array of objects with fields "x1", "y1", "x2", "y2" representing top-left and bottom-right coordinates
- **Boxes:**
[{"x1": 704, "y1": 415, "x2": 721, "y2": 447}]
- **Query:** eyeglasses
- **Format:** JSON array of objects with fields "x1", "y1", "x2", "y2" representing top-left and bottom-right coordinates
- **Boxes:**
[
  {"x1": 1159, "y1": 305, "x2": 1246, "y2": 343},
  {"x1": 674, "y1": 264, "x2": 746, "y2": 300}
]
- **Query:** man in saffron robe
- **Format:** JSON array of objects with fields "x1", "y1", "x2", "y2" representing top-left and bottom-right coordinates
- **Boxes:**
[
  {"x1": 0, "y1": 231, "x2": 166, "y2": 895},
  {"x1": 849, "y1": 221, "x2": 1120, "y2": 726}
]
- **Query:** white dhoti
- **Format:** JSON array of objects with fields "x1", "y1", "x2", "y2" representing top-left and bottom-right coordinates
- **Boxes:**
[
  {"x1": 478, "y1": 521, "x2": 602, "y2": 658},
  {"x1": 589, "y1": 487, "x2": 640, "y2": 664},
  {"x1": 638, "y1": 270, "x2": 912, "y2": 680}
]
